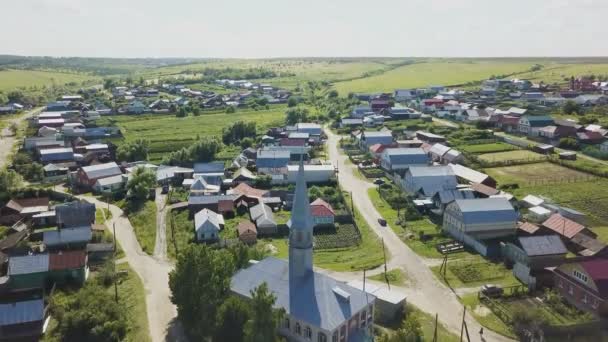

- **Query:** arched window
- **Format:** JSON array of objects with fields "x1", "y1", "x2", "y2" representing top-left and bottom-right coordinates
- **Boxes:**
[
  {"x1": 304, "y1": 326, "x2": 312, "y2": 339},
  {"x1": 318, "y1": 332, "x2": 327, "y2": 342},
  {"x1": 284, "y1": 318, "x2": 290, "y2": 329},
  {"x1": 295, "y1": 322, "x2": 302, "y2": 335}
]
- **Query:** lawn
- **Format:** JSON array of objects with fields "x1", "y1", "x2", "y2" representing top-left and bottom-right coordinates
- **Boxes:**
[
  {"x1": 127, "y1": 201, "x2": 157, "y2": 255},
  {"x1": 431, "y1": 255, "x2": 521, "y2": 289},
  {"x1": 485, "y1": 162, "x2": 593, "y2": 185},
  {"x1": 477, "y1": 150, "x2": 544, "y2": 163},
  {"x1": 368, "y1": 269, "x2": 408, "y2": 287},
  {"x1": 167, "y1": 209, "x2": 194, "y2": 260},
  {"x1": 98, "y1": 106, "x2": 286, "y2": 163},
  {"x1": 460, "y1": 294, "x2": 516, "y2": 339},
  {"x1": 378, "y1": 303, "x2": 459, "y2": 342},
  {"x1": 459, "y1": 142, "x2": 517, "y2": 154},
  {"x1": 333, "y1": 60, "x2": 534, "y2": 94},
  {"x1": 0, "y1": 69, "x2": 98, "y2": 91},
  {"x1": 114, "y1": 263, "x2": 151, "y2": 342},
  {"x1": 95, "y1": 208, "x2": 112, "y2": 224}
]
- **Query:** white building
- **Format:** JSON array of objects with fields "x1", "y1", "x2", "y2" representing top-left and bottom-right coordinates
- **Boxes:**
[{"x1": 194, "y1": 208, "x2": 224, "y2": 242}]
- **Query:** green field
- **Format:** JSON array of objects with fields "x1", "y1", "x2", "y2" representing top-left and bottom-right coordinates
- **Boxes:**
[
  {"x1": 460, "y1": 142, "x2": 517, "y2": 154},
  {"x1": 431, "y1": 255, "x2": 521, "y2": 289},
  {"x1": 100, "y1": 106, "x2": 286, "y2": 162},
  {"x1": 0, "y1": 69, "x2": 98, "y2": 91},
  {"x1": 333, "y1": 60, "x2": 534, "y2": 94},
  {"x1": 485, "y1": 162, "x2": 593, "y2": 185},
  {"x1": 478, "y1": 150, "x2": 544, "y2": 162},
  {"x1": 515, "y1": 62, "x2": 608, "y2": 85}
]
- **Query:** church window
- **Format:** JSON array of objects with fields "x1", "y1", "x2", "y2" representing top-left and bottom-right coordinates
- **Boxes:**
[
  {"x1": 305, "y1": 326, "x2": 312, "y2": 339},
  {"x1": 318, "y1": 332, "x2": 327, "y2": 342},
  {"x1": 284, "y1": 318, "x2": 290, "y2": 329},
  {"x1": 295, "y1": 322, "x2": 302, "y2": 335},
  {"x1": 332, "y1": 331, "x2": 338, "y2": 342}
]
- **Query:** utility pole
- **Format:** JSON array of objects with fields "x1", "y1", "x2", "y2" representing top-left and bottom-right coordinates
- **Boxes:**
[
  {"x1": 350, "y1": 191, "x2": 354, "y2": 218},
  {"x1": 381, "y1": 238, "x2": 390, "y2": 290},
  {"x1": 113, "y1": 222, "x2": 118, "y2": 302},
  {"x1": 432, "y1": 313, "x2": 438, "y2": 342}
]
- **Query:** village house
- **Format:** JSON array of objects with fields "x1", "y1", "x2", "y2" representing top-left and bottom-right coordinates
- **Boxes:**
[
  {"x1": 431, "y1": 189, "x2": 475, "y2": 215},
  {"x1": 0, "y1": 197, "x2": 50, "y2": 226},
  {"x1": 236, "y1": 221, "x2": 257, "y2": 245},
  {"x1": 421, "y1": 98, "x2": 444, "y2": 112},
  {"x1": 193, "y1": 162, "x2": 225, "y2": 186},
  {"x1": 380, "y1": 148, "x2": 430, "y2": 172},
  {"x1": 357, "y1": 131, "x2": 394, "y2": 149},
  {"x1": 310, "y1": 198, "x2": 335, "y2": 227},
  {"x1": 340, "y1": 118, "x2": 364, "y2": 128},
  {"x1": 75, "y1": 162, "x2": 122, "y2": 189},
  {"x1": 443, "y1": 198, "x2": 518, "y2": 257},
  {"x1": 0, "y1": 298, "x2": 47, "y2": 341},
  {"x1": 401, "y1": 166, "x2": 458, "y2": 198},
  {"x1": 43, "y1": 226, "x2": 93, "y2": 250},
  {"x1": 7, "y1": 251, "x2": 88, "y2": 291},
  {"x1": 194, "y1": 208, "x2": 224, "y2": 242},
  {"x1": 93, "y1": 174, "x2": 127, "y2": 193},
  {"x1": 553, "y1": 258, "x2": 608, "y2": 317},
  {"x1": 351, "y1": 105, "x2": 374, "y2": 118},
  {"x1": 539, "y1": 213, "x2": 606, "y2": 256},
  {"x1": 189, "y1": 177, "x2": 221, "y2": 197},
  {"x1": 415, "y1": 131, "x2": 446, "y2": 144},
  {"x1": 394, "y1": 89, "x2": 415, "y2": 102},
  {"x1": 370, "y1": 99, "x2": 390, "y2": 113},
  {"x1": 55, "y1": 201, "x2": 95, "y2": 228},
  {"x1": 231, "y1": 162, "x2": 375, "y2": 342},
  {"x1": 518, "y1": 115, "x2": 554, "y2": 137},
  {"x1": 501, "y1": 235, "x2": 568, "y2": 289},
  {"x1": 256, "y1": 149, "x2": 292, "y2": 176},
  {"x1": 249, "y1": 203, "x2": 277, "y2": 235},
  {"x1": 449, "y1": 163, "x2": 497, "y2": 188},
  {"x1": 188, "y1": 195, "x2": 237, "y2": 218},
  {"x1": 387, "y1": 106, "x2": 421, "y2": 120},
  {"x1": 296, "y1": 122, "x2": 322, "y2": 137}
]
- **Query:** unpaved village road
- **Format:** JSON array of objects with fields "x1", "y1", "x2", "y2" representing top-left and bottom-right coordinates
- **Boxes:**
[
  {"x1": 0, "y1": 107, "x2": 42, "y2": 169},
  {"x1": 325, "y1": 129, "x2": 514, "y2": 342}
]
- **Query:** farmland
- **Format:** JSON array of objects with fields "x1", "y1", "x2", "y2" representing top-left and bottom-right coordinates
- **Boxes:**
[
  {"x1": 460, "y1": 142, "x2": 516, "y2": 154},
  {"x1": 98, "y1": 106, "x2": 287, "y2": 163},
  {"x1": 0, "y1": 69, "x2": 98, "y2": 91},
  {"x1": 514, "y1": 62, "x2": 608, "y2": 85},
  {"x1": 332, "y1": 60, "x2": 535, "y2": 94},
  {"x1": 477, "y1": 150, "x2": 544, "y2": 163},
  {"x1": 485, "y1": 162, "x2": 593, "y2": 185}
]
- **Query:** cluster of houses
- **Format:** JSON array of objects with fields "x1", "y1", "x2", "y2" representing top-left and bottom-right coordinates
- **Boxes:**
[
  {"x1": 0, "y1": 198, "x2": 110, "y2": 340},
  {"x1": 0, "y1": 102, "x2": 24, "y2": 114},
  {"x1": 347, "y1": 118, "x2": 608, "y2": 318}
]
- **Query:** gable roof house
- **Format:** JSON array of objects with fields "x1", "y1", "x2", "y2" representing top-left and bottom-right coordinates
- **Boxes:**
[
  {"x1": 357, "y1": 131, "x2": 394, "y2": 149},
  {"x1": 415, "y1": 131, "x2": 446, "y2": 143},
  {"x1": 249, "y1": 203, "x2": 277, "y2": 235},
  {"x1": 518, "y1": 115, "x2": 554, "y2": 137},
  {"x1": 401, "y1": 166, "x2": 458, "y2": 198},
  {"x1": 8, "y1": 251, "x2": 88, "y2": 290},
  {"x1": 189, "y1": 177, "x2": 221, "y2": 196},
  {"x1": 55, "y1": 201, "x2": 96, "y2": 228},
  {"x1": 370, "y1": 99, "x2": 390, "y2": 113},
  {"x1": 351, "y1": 106, "x2": 374, "y2": 119},
  {"x1": 236, "y1": 221, "x2": 257, "y2": 245},
  {"x1": 448, "y1": 163, "x2": 497, "y2": 188},
  {"x1": 0, "y1": 197, "x2": 50, "y2": 226},
  {"x1": 431, "y1": 188, "x2": 475, "y2": 215},
  {"x1": 296, "y1": 123, "x2": 322, "y2": 136},
  {"x1": 256, "y1": 149, "x2": 291, "y2": 175},
  {"x1": 75, "y1": 162, "x2": 122, "y2": 189},
  {"x1": 194, "y1": 209, "x2": 224, "y2": 242},
  {"x1": 539, "y1": 213, "x2": 605, "y2": 256},
  {"x1": 193, "y1": 162, "x2": 225, "y2": 186},
  {"x1": 443, "y1": 198, "x2": 518, "y2": 257},
  {"x1": 43, "y1": 226, "x2": 92, "y2": 250},
  {"x1": 38, "y1": 147, "x2": 74, "y2": 164},
  {"x1": 428, "y1": 143, "x2": 451, "y2": 162},
  {"x1": 380, "y1": 148, "x2": 429, "y2": 172},
  {"x1": 310, "y1": 198, "x2": 335, "y2": 227},
  {"x1": 388, "y1": 106, "x2": 422, "y2": 120},
  {"x1": 553, "y1": 258, "x2": 608, "y2": 317},
  {"x1": 0, "y1": 298, "x2": 47, "y2": 341},
  {"x1": 394, "y1": 89, "x2": 415, "y2": 102}
]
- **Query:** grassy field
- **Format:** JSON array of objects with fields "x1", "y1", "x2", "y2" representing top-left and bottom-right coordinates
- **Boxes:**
[
  {"x1": 515, "y1": 62, "x2": 608, "y2": 85},
  {"x1": 333, "y1": 60, "x2": 534, "y2": 94},
  {"x1": 99, "y1": 106, "x2": 286, "y2": 162},
  {"x1": 378, "y1": 303, "x2": 460, "y2": 342},
  {"x1": 485, "y1": 162, "x2": 593, "y2": 185},
  {"x1": 115, "y1": 263, "x2": 151, "y2": 342},
  {"x1": 368, "y1": 269, "x2": 408, "y2": 287},
  {"x1": 431, "y1": 255, "x2": 521, "y2": 289},
  {"x1": 460, "y1": 142, "x2": 517, "y2": 154},
  {"x1": 128, "y1": 201, "x2": 157, "y2": 255},
  {"x1": 0, "y1": 69, "x2": 97, "y2": 91},
  {"x1": 477, "y1": 150, "x2": 544, "y2": 162},
  {"x1": 460, "y1": 294, "x2": 516, "y2": 339}
]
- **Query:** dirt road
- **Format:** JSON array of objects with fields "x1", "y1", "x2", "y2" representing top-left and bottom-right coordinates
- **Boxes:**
[
  {"x1": 0, "y1": 107, "x2": 42, "y2": 169},
  {"x1": 325, "y1": 129, "x2": 514, "y2": 342},
  {"x1": 154, "y1": 188, "x2": 169, "y2": 260}
]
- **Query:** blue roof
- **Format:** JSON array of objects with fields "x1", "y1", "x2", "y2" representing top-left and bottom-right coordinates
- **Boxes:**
[
  {"x1": 8, "y1": 254, "x2": 49, "y2": 276},
  {"x1": 385, "y1": 148, "x2": 429, "y2": 165},
  {"x1": 231, "y1": 257, "x2": 373, "y2": 331},
  {"x1": 454, "y1": 198, "x2": 518, "y2": 225},
  {"x1": 43, "y1": 227, "x2": 92, "y2": 247},
  {"x1": 256, "y1": 150, "x2": 291, "y2": 168},
  {"x1": 0, "y1": 299, "x2": 44, "y2": 326},
  {"x1": 435, "y1": 189, "x2": 475, "y2": 204},
  {"x1": 193, "y1": 162, "x2": 225, "y2": 174}
]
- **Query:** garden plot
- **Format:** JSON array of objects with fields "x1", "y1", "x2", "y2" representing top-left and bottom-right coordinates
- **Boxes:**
[
  {"x1": 478, "y1": 150, "x2": 543, "y2": 163},
  {"x1": 485, "y1": 162, "x2": 594, "y2": 185}
]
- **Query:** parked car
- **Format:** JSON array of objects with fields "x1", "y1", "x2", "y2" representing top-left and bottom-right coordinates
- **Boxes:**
[
  {"x1": 378, "y1": 218, "x2": 387, "y2": 226},
  {"x1": 481, "y1": 284, "x2": 503, "y2": 298},
  {"x1": 373, "y1": 178, "x2": 385, "y2": 185},
  {"x1": 161, "y1": 185, "x2": 170, "y2": 194}
]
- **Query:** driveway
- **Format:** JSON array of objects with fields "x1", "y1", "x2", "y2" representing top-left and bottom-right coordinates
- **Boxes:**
[{"x1": 325, "y1": 129, "x2": 514, "y2": 342}]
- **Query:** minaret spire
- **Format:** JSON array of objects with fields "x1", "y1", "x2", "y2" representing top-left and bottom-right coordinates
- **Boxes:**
[{"x1": 288, "y1": 157, "x2": 314, "y2": 279}]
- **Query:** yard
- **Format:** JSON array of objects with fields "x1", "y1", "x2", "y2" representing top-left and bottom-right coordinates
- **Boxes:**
[
  {"x1": 97, "y1": 106, "x2": 287, "y2": 163},
  {"x1": 127, "y1": 201, "x2": 157, "y2": 255},
  {"x1": 113, "y1": 263, "x2": 151, "y2": 342},
  {"x1": 377, "y1": 303, "x2": 460, "y2": 342},
  {"x1": 460, "y1": 142, "x2": 517, "y2": 154},
  {"x1": 431, "y1": 255, "x2": 521, "y2": 289},
  {"x1": 477, "y1": 150, "x2": 544, "y2": 163},
  {"x1": 485, "y1": 162, "x2": 594, "y2": 185}
]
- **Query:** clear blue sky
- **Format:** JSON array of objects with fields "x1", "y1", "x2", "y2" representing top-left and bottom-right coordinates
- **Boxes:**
[{"x1": 2, "y1": 0, "x2": 607, "y2": 58}]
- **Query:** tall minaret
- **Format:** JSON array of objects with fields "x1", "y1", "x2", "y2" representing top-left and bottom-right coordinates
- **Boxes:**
[{"x1": 288, "y1": 158, "x2": 314, "y2": 279}]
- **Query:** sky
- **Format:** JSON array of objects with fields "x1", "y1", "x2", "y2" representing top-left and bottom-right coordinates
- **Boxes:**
[{"x1": 1, "y1": 0, "x2": 607, "y2": 58}]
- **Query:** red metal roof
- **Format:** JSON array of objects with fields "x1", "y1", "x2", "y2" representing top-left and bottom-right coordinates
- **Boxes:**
[
  {"x1": 470, "y1": 183, "x2": 499, "y2": 196},
  {"x1": 541, "y1": 213, "x2": 585, "y2": 239},
  {"x1": 218, "y1": 200, "x2": 234, "y2": 213},
  {"x1": 237, "y1": 221, "x2": 257, "y2": 235},
  {"x1": 280, "y1": 138, "x2": 306, "y2": 146},
  {"x1": 423, "y1": 99, "x2": 444, "y2": 104},
  {"x1": 232, "y1": 183, "x2": 268, "y2": 198},
  {"x1": 49, "y1": 250, "x2": 86, "y2": 271},
  {"x1": 580, "y1": 258, "x2": 608, "y2": 298},
  {"x1": 517, "y1": 221, "x2": 540, "y2": 234},
  {"x1": 310, "y1": 198, "x2": 335, "y2": 217}
]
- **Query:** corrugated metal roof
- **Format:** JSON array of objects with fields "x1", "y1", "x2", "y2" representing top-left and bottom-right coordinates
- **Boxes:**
[
  {"x1": 406, "y1": 166, "x2": 457, "y2": 196},
  {"x1": 195, "y1": 209, "x2": 222, "y2": 231},
  {"x1": 43, "y1": 227, "x2": 92, "y2": 247},
  {"x1": 231, "y1": 257, "x2": 373, "y2": 331},
  {"x1": 8, "y1": 254, "x2": 49, "y2": 275},
  {"x1": 55, "y1": 202, "x2": 95, "y2": 228},
  {"x1": 453, "y1": 198, "x2": 518, "y2": 225},
  {"x1": 49, "y1": 250, "x2": 87, "y2": 270},
  {"x1": 542, "y1": 214, "x2": 585, "y2": 239},
  {"x1": 82, "y1": 162, "x2": 121, "y2": 180},
  {"x1": 518, "y1": 235, "x2": 567, "y2": 256},
  {"x1": 193, "y1": 162, "x2": 225, "y2": 174},
  {"x1": 0, "y1": 299, "x2": 44, "y2": 325},
  {"x1": 449, "y1": 163, "x2": 491, "y2": 184}
]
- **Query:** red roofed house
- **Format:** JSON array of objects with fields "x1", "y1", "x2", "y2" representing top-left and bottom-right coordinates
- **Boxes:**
[
  {"x1": 496, "y1": 115, "x2": 520, "y2": 132},
  {"x1": 370, "y1": 99, "x2": 390, "y2": 113},
  {"x1": 310, "y1": 198, "x2": 335, "y2": 227},
  {"x1": 541, "y1": 214, "x2": 594, "y2": 240},
  {"x1": 236, "y1": 221, "x2": 257, "y2": 245},
  {"x1": 553, "y1": 258, "x2": 608, "y2": 317},
  {"x1": 577, "y1": 131, "x2": 605, "y2": 145},
  {"x1": 231, "y1": 183, "x2": 268, "y2": 198},
  {"x1": 369, "y1": 143, "x2": 397, "y2": 162}
]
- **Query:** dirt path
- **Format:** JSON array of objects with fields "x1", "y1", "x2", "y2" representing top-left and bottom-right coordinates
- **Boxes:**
[
  {"x1": 73, "y1": 194, "x2": 185, "y2": 342},
  {"x1": 325, "y1": 129, "x2": 514, "y2": 342},
  {"x1": 154, "y1": 188, "x2": 169, "y2": 260},
  {"x1": 0, "y1": 107, "x2": 42, "y2": 169}
]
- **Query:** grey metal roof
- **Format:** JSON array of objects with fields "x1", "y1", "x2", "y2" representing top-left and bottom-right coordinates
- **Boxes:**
[
  {"x1": 43, "y1": 227, "x2": 92, "y2": 247},
  {"x1": 384, "y1": 148, "x2": 429, "y2": 165},
  {"x1": 250, "y1": 203, "x2": 274, "y2": 222},
  {"x1": 193, "y1": 162, "x2": 225, "y2": 174},
  {"x1": 194, "y1": 209, "x2": 222, "y2": 231},
  {"x1": 155, "y1": 165, "x2": 193, "y2": 182},
  {"x1": 81, "y1": 162, "x2": 121, "y2": 180},
  {"x1": 436, "y1": 189, "x2": 475, "y2": 204},
  {"x1": 256, "y1": 150, "x2": 291, "y2": 168},
  {"x1": 8, "y1": 254, "x2": 49, "y2": 276},
  {"x1": 363, "y1": 131, "x2": 392, "y2": 138},
  {"x1": 429, "y1": 144, "x2": 451, "y2": 157},
  {"x1": 453, "y1": 198, "x2": 518, "y2": 225},
  {"x1": 231, "y1": 257, "x2": 373, "y2": 331},
  {"x1": 406, "y1": 166, "x2": 457, "y2": 196},
  {"x1": 518, "y1": 235, "x2": 567, "y2": 257},
  {"x1": 95, "y1": 175, "x2": 125, "y2": 187},
  {"x1": 449, "y1": 163, "x2": 491, "y2": 184},
  {"x1": 188, "y1": 194, "x2": 237, "y2": 205},
  {"x1": 0, "y1": 299, "x2": 44, "y2": 326},
  {"x1": 55, "y1": 201, "x2": 95, "y2": 228}
]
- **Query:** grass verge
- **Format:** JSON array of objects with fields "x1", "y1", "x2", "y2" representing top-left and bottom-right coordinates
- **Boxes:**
[{"x1": 128, "y1": 201, "x2": 157, "y2": 255}]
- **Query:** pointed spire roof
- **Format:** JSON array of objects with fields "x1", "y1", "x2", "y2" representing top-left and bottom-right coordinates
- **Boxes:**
[{"x1": 290, "y1": 159, "x2": 313, "y2": 231}]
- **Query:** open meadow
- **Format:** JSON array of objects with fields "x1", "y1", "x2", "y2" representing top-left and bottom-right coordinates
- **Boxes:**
[
  {"x1": 477, "y1": 150, "x2": 544, "y2": 163},
  {"x1": 0, "y1": 69, "x2": 98, "y2": 91},
  {"x1": 98, "y1": 106, "x2": 287, "y2": 162}
]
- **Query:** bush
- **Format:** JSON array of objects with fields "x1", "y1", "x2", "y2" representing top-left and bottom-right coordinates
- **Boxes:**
[{"x1": 558, "y1": 137, "x2": 579, "y2": 150}]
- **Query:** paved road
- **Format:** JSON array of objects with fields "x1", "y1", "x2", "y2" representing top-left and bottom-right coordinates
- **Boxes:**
[
  {"x1": 73, "y1": 194, "x2": 184, "y2": 342},
  {"x1": 325, "y1": 129, "x2": 514, "y2": 342},
  {"x1": 0, "y1": 107, "x2": 42, "y2": 169}
]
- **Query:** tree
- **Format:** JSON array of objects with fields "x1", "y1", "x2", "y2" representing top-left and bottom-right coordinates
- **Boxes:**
[
  {"x1": 116, "y1": 139, "x2": 149, "y2": 162},
  {"x1": 240, "y1": 137, "x2": 254, "y2": 149},
  {"x1": 0, "y1": 169, "x2": 23, "y2": 201},
  {"x1": 563, "y1": 100, "x2": 581, "y2": 115},
  {"x1": 285, "y1": 107, "x2": 309, "y2": 125},
  {"x1": 226, "y1": 106, "x2": 236, "y2": 113},
  {"x1": 287, "y1": 97, "x2": 297, "y2": 107},
  {"x1": 558, "y1": 137, "x2": 579, "y2": 150},
  {"x1": 7, "y1": 90, "x2": 25, "y2": 104},
  {"x1": 244, "y1": 282, "x2": 283, "y2": 342},
  {"x1": 169, "y1": 245, "x2": 236, "y2": 339},
  {"x1": 50, "y1": 284, "x2": 127, "y2": 342},
  {"x1": 214, "y1": 296, "x2": 251, "y2": 342},
  {"x1": 222, "y1": 121, "x2": 257, "y2": 145},
  {"x1": 126, "y1": 166, "x2": 156, "y2": 201},
  {"x1": 176, "y1": 107, "x2": 188, "y2": 117},
  {"x1": 252, "y1": 174, "x2": 272, "y2": 189},
  {"x1": 0, "y1": 92, "x2": 7, "y2": 104},
  {"x1": 103, "y1": 79, "x2": 116, "y2": 90}
]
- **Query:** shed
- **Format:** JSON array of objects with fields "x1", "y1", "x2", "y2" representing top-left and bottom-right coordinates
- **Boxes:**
[
  {"x1": 528, "y1": 206, "x2": 552, "y2": 223},
  {"x1": 559, "y1": 151, "x2": 577, "y2": 160},
  {"x1": 236, "y1": 221, "x2": 257, "y2": 245},
  {"x1": 249, "y1": 203, "x2": 277, "y2": 235},
  {"x1": 521, "y1": 195, "x2": 544, "y2": 208}
]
